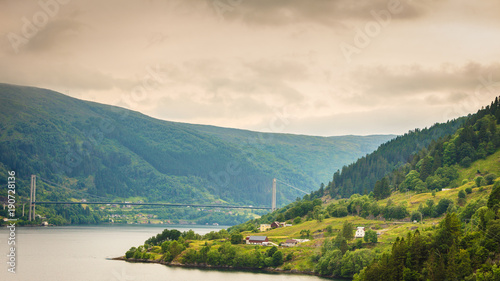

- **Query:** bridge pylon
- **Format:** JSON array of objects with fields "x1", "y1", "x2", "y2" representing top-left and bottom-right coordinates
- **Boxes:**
[
  {"x1": 272, "y1": 178, "x2": 276, "y2": 211},
  {"x1": 29, "y1": 174, "x2": 36, "y2": 221}
]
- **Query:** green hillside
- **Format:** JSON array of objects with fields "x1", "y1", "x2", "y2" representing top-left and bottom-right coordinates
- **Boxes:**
[
  {"x1": 118, "y1": 147, "x2": 499, "y2": 279},
  {"x1": 0, "y1": 83, "x2": 393, "y2": 210},
  {"x1": 324, "y1": 119, "x2": 465, "y2": 198},
  {"x1": 217, "y1": 97, "x2": 500, "y2": 279}
]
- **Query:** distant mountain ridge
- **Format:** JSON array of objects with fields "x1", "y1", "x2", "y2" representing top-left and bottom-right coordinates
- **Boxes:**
[{"x1": 0, "y1": 83, "x2": 394, "y2": 207}]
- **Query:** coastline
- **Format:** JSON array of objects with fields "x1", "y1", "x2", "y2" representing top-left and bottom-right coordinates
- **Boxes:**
[{"x1": 112, "y1": 256, "x2": 342, "y2": 279}]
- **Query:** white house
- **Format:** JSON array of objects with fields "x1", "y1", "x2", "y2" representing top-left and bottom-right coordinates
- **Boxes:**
[{"x1": 355, "y1": 227, "x2": 365, "y2": 238}]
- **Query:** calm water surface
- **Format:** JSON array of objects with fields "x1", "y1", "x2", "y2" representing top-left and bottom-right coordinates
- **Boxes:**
[{"x1": 1, "y1": 225, "x2": 331, "y2": 281}]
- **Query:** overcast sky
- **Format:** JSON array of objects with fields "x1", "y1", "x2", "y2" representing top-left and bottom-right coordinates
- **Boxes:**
[{"x1": 1, "y1": 0, "x2": 500, "y2": 136}]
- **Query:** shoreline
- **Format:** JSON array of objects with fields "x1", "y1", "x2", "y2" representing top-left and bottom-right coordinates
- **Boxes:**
[{"x1": 112, "y1": 256, "x2": 345, "y2": 279}]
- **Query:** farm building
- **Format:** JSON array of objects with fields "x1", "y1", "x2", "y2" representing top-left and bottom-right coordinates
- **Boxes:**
[{"x1": 246, "y1": 236, "x2": 269, "y2": 245}]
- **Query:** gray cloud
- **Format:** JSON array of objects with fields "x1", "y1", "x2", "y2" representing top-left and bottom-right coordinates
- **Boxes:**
[
  {"x1": 346, "y1": 62, "x2": 500, "y2": 100},
  {"x1": 1, "y1": 0, "x2": 500, "y2": 136},
  {"x1": 216, "y1": 0, "x2": 438, "y2": 26}
]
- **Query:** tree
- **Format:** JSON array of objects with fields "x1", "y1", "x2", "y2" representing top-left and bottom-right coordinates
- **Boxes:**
[
  {"x1": 293, "y1": 216, "x2": 302, "y2": 224},
  {"x1": 485, "y1": 174, "x2": 498, "y2": 185},
  {"x1": 476, "y1": 176, "x2": 484, "y2": 187},
  {"x1": 230, "y1": 232, "x2": 243, "y2": 244},
  {"x1": 458, "y1": 190, "x2": 466, "y2": 199},
  {"x1": 419, "y1": 156, "x2": 434, "y2": 181},
  {"x1": 276, "y1": 213, "x2": 285, "y2": 222},
  {"x1": 267, "y1": 246, "x2": 278, "y2": 257},
  {"x1": 374, "y1": 177, "x2": 391, "y2": 200},
  {"x1": 488, "y1": 182, "x2": 500, "y2": 210},
  {"x1": 342, "y1": 221, "x2": 354, "y2": 240},
  {"x1": 401, "y1": 170, "x2": 424, "y2": 192},
  {"x1": 271, "y1": 250, "x2": 284, "y2": 267},
  {"x1": 364, "y1": 229, "x2": 378, "y2": 243},
  {"x1": 443, "y1": 142, "x2": 457, "y2": 166},
  {"x1": 300, "y1": 229, "x2": 311, "y2": 239}
]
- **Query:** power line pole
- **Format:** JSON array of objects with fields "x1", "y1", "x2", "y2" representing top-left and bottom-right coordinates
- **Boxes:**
[{"x1": 272, "y1": 178, "x2": 276, "y2": 211}]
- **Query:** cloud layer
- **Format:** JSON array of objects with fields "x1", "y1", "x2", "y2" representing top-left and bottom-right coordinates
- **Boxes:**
[{"x1": 1, "y1": 0, "x2": 500, "y2": 136}]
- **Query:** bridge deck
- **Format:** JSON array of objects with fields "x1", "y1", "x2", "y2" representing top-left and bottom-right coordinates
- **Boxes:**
[{"x1": 33, "y1": 201, "x2": 271, "y2": 210}]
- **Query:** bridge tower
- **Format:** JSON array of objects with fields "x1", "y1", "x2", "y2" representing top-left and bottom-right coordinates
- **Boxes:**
[
  {"x1": 29, "y1": 174, "x2": 36, "y2": 221},
  {"x1": 272, "y1": 178, "x2": 276, "y2": 211}
]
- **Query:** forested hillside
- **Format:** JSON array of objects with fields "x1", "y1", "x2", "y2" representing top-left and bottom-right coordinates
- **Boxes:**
[
  {"x1": 224, "y1": 97, "x2": 500, "y2": 280},
  {"x1": 0, "y1": 83, "x2": 392, "y2": 208},
  {"x1": 369, "y1": 98, "x2": 500, "y2": 200},
  {"x1": 324, "y1": 118, "x2": 465, "y2": 198}
]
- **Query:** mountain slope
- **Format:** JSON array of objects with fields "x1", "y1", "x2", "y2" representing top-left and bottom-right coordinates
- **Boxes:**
[
  {"x1": 324, "y1": 118, "x2": 466, "y2": 198},
  {"x1": 0, "y1": 83, "x2": 393, "y2": 207}
]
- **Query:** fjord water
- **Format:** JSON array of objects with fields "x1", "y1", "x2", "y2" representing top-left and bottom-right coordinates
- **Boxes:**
[{"x1": 1, "y1": 225, "x2": 329, "y2": 281}]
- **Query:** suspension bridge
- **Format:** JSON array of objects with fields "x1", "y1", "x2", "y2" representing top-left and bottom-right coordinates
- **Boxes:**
[{"x1": 25, "y1": 175, "x2": 310, "y2": 221}]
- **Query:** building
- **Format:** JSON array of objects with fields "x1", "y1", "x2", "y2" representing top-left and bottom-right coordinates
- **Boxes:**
[
  {"x1": 270, "y1": 221, "x2": 291, "y2": 229},
  {"x1": 246, "y1": 236, "x2": 269, "y2": 245},
  {"x1": 260, "y1": 224, "x2": 272, "y2": 232},
  {"x1": 355, "y1": 227, "x2": 365, "y2": 238},
  {"x1": 282, "y1": 239, "x2": 298, "y2": 247},
  {"x1": 271, "y1": 221, "x2": 281, "y2": 229}
]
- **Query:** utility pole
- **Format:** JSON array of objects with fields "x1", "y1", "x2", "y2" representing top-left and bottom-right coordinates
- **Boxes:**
[{"x1": 272, "y1": 178, "x2": 276, "y2": 211}]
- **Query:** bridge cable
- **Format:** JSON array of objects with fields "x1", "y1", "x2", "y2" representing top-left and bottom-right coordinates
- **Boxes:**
[{"x1": 275, "y1": 179, "x2": 310, "y2": 195}]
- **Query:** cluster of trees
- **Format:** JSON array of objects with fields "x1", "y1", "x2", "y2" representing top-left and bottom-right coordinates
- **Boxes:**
[
  {"x1": 326, "y1": 194, "x2": 408, "y2": 220},
  {"x1": 316, "y1": 221, "x2": 377, "y2": 278},
  {"x1": 322, "y1": 119, "x2": 464, "y2": 199},
  {"x1": 182, "y1": 243, "x2": 284, "y2": 268},
  {"x1": 322, "y1": 97, "x2": 500, "y2": 200},
  {"x1": 355, "y1": 182, "x2": 500, "y2": 281},
  {"x1": 362, "y1": 110, "x2": 499, "y2": 200},
  {"x1": 0, "y1": 203, "x2": 103, "y2": 226},
  {"x1": 145, "y1": 229, "x2": 183, "y2": 246},
  {"x1": 126, "y1": 227, "x2": 285, "y2": 269},
  {"x1": 229, "y1": 198, "x2": 323, "y2": 233}
]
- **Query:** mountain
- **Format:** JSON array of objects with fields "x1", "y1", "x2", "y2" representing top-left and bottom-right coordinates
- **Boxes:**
[
  {"x1": 225, "y1": 97, "x2": 500, "y2": 279},
  {"x1": 0, "y1": 83, "x2": 394, "y2": 207},
  {"x1": 322, "y1": 97, "x2": 500, "y2": 200},
  {"x1": 323, "y1": 117, "x2": 466, "y2": 198}
]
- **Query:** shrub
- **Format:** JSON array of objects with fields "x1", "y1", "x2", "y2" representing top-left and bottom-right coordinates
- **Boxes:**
[
  {"x1": 465, "y1": 187, "x2": 473, "y2": 194},
  {"x1": 436, "y1": 198, "x2": 454, "y2": 216},
  {"x1": 125, "y1": 247, "x2": 137, "y2": 259},
  {"x1": 364, "y1": 229, "x2": 378, "y2": 243},
  {"x1": 411, "y1": 211, "x2": 422, "y2": 222},
  {"x1": 458, "y1": 190, "x2": 466, "y2": 199},
  {"x1": 485, "y1": 174, "x2": 498, "y2": 185},
  {"x1": 293, "y1": 217, "x2": 302, "y2": 225},
  {"x1": 476, "y1": 177, "x2": 484, "y2": 187},
  {"x1": 460, "y1": 156, "x2": 472, "y2": 168},
  {"x1": 230, "y1": 232, "x2": 243, "y2": 244}
]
